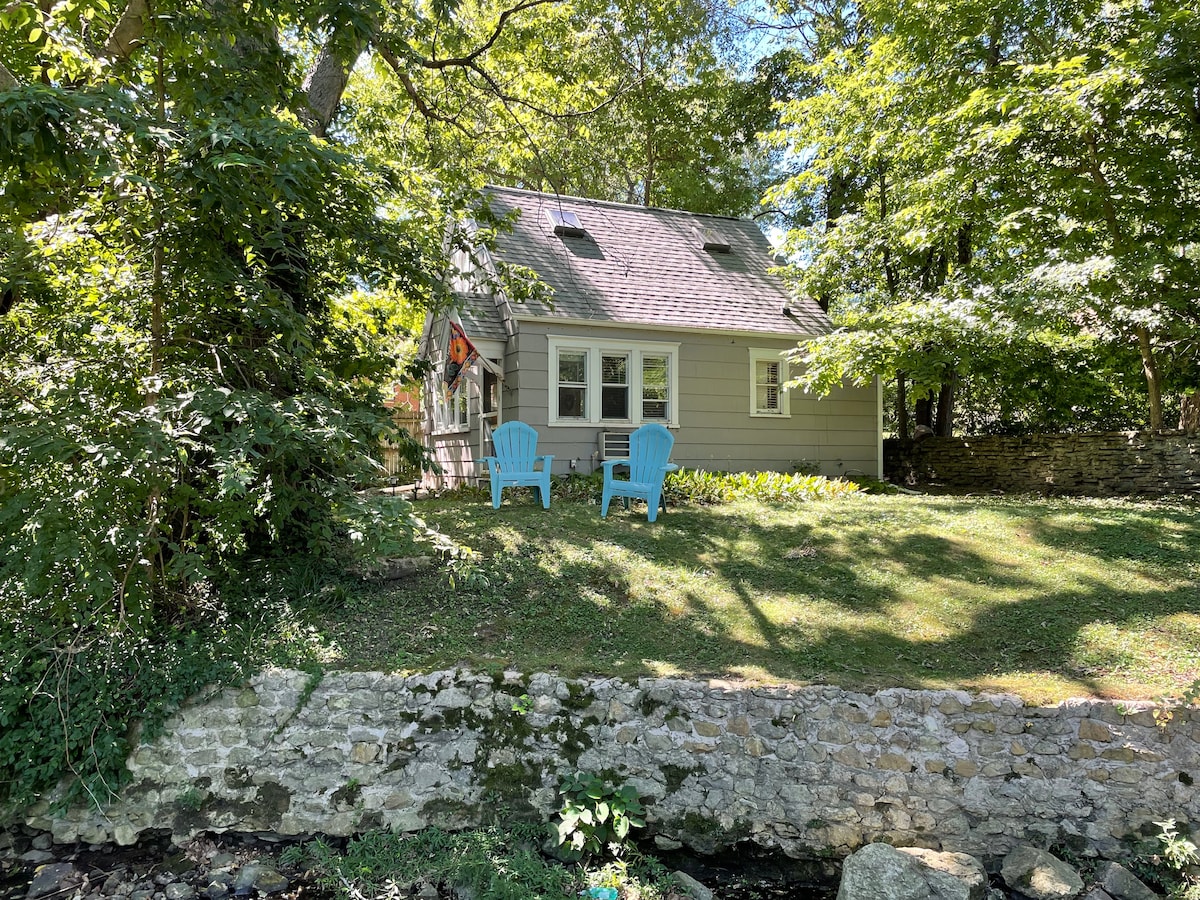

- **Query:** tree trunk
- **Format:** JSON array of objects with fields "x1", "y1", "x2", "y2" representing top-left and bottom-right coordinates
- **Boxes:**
[
  {"x1": 1181, "y1": 391, "x2": 1200, "y2": 433},
  {"x1": 301, "y1": 38, "x2": 364, "y2": 138},
  {"x1": 878, "y1": 163, "x2": 898, "y2": 296},
  {"x1": 1137, "y1": 325, "x2": 1164, "y2": 430},
  {"x1": 643, "y1": 126, "x2": 656, "y2": 207},
  {"x1": 104, "y1": 0, "x2": 150, "y2": 60},
  {"x1": 934, "y1": 375, "x2": 956, "y2": 437},
  {"x1": 914, "y1": 395, "x2": 933, "y2": 430},
  {"x1": 896, "y1": 372, "x2": 909, "y2": 442}
]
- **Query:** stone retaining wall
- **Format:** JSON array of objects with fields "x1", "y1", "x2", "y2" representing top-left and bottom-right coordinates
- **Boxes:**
[
  {"x1": 22, "y1": 670, "x2": 1200, "y2": 861},
  {"x1": 884, "y1": 431, "x2": 1200, "y2": 495}
]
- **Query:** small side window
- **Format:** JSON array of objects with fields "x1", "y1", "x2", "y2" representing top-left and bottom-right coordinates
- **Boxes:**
[{"x1": 750, "y1": 350, "x2": 790, "y2": 417}]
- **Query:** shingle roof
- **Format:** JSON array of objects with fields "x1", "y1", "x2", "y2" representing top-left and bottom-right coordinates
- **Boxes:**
[
  {"x1": 455, "y1": 296, "x2": 508, "y2": 343},
  {"x1": 482, "y1": 187, "x2": 831, "y2": 337}
]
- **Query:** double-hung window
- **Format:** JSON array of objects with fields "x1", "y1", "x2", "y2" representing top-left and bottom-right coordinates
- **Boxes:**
[
  {"x1": 601, "y1": 354, "x2": 630, "y2": 419},
  {"x1": 557, "y1": 349, "x2": 588, "y2": 419},
  {"x1": 641, "y1": 354, "x2": 669, "y2": 420},
  {"x1": 549, "y1": 337, "x2": 679, "y2": 427},
  {"x1": 750, "y1": 349, "x2": 790, "y2": 417}
]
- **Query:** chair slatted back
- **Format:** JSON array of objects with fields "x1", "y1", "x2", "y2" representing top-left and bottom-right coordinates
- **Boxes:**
[
  {"x1": 628, "y1": 423, "x2": 674, "y2": 483},
  {"x1": 491, "y1": 421, "x2": 540, "y2": 470}
]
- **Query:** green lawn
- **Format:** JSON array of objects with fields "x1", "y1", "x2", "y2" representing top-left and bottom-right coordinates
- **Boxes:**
[{"x1": 297, "y1": 492, "x2": 1200, "y2": 704}]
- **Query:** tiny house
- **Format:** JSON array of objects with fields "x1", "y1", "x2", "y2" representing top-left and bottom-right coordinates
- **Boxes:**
[{"x1": 419, "y1": 187, "x2": 881, "y2": 486}]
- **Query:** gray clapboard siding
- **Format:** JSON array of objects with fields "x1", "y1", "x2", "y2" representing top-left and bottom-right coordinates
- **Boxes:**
[{"x1": 499, "y1": 323, "x2": 879, "y2": 478}]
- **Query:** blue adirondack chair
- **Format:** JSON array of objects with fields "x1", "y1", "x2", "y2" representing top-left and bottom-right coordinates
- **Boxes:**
[
  {"x1": 480, "y1": 421, "x2": 554, "y2": 509},
  {"x1": 601, "y1": 423, "x2": 678, "y2": 523}
]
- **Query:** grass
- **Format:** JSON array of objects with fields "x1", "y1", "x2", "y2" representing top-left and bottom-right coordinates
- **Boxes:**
[
  {"x1": 289, "y1": 491, "x2": 1200, "y2": 704},
  {"x1": 282, "y1": 823, "x2": 678, "y2": 900}
]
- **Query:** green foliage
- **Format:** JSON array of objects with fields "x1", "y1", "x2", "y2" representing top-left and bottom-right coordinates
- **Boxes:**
[
  {"x1": 344, "y1": 0, "x2": 774, "y2": 215},
  {"x1": 1130, "y1": 820, "x2": 1200, "y2": 900},
  {"x1": 550, "y1": 773, "x2": 647, "y2": 861},
  {"x1": 1157, "y1": 820, "x2": 1200, "y2": 873},
  {"x1": 0, "y1": 0, "x2": 438, "y2": 807},
  {"x1": 551, "y1": 472, "x2": 606, "y2": 504},
  {"x1": 511, "y1": 694, "x2": 533, "y2": 716},
  {"x1": 1154, "y1": 677, "x2": 1200, "y2": 729},
  {"x1": 769, "y1": 0, "x2": 1200, "y2": 432},
  {"x1": 1, "y1": 599, "x2": 227, "y2": 807},
  {"x1": 664, "y1": 469, "x2": 861, "y2": 504},
  {"x1": 175, "y1": 787, "x2": 205, "y2": 812},
  {"x1": 0, "y1": 550, "x2": 349, "y2": 806},
  {"x1": 466, "y1": 469, "x2": 863, "y2": 509},
  {"x1": 283, "y1": 824, "x2": 676, "y2": 900}
]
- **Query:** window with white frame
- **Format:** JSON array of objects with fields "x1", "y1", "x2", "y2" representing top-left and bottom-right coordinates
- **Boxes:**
[
  {"x1": 557, "y1": 348, "x2": 588, "y2": 419},
  {"x1": 433, "y1": 381, "x2": 470, "y2": 432},
  {"x1": 549, "y1": 337, "x2": 679, "y2": 426},
  {"x1": 750, "y1": 349, "x2": 790, "y2": 417},
  {"x1": 641, "y1": 354, "x2": 669, "y2": 419}
]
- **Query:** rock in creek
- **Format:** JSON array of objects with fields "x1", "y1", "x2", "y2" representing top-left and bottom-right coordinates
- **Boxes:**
[
  {"x1": 1000, "y1": 845, "x2": 1085, "y2": 900},
  {"x1": 836, "y1": 843, "x2": 988, "y2": 900}
]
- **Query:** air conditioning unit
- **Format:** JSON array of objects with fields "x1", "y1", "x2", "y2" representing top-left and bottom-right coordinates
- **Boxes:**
[{"x1": 598, "y1": 431, "x2": 631, "y2": 460}]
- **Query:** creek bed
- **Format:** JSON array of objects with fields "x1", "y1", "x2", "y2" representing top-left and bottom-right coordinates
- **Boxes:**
[{"x1": 1, "y1": 829, "x2": 842, "y2": 900}]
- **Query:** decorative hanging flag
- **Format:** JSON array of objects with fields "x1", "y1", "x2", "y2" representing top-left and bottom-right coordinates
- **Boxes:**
[{"x1": 442, "y1": 321, "x2": 478, "y2": 394}]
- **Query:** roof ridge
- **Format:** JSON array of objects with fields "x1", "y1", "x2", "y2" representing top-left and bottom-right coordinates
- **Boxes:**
[{"x1": 483, "y1": 184, "x2": 752, "y2": 225}]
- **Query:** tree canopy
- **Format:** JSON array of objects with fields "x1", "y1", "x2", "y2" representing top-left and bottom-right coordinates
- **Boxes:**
[
  {"x1": 767, "y1": 0, "x2": 1200, "y2": 435},
  {"x1": 0, "y1": 0, "x2": 781, "y2": 805}
]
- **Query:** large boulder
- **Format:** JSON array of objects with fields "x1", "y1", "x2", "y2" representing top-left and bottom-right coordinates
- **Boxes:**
[
  {"x1": 837, "y1": 843, "x2": 989, "y2": 900},
  {"x1": 1000, "y1": 846, "x2": 1084, "y2": 900},
  {"x1": 1094, "y1": 862, "x2": 1160, "y2": 900}
]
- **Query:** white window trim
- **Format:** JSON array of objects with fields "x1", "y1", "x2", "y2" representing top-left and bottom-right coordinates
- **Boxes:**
[
  {"x1": 548, "y1": 335, "x2": 680, "y2": 427},
  {"x1": 432, "y1": 379, "x2": 471, "y2": 435},
  {"x1": 429, "y1": 316, "x2": 472, "y2": 435},
  {"x1": 749, "y1": 348, "x2": 791, "y2": 418}
]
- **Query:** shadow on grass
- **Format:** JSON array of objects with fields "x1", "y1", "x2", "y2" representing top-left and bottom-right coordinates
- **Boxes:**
[{"x1": 310, "y1": 495, "x2": 1200, "y2": 700}]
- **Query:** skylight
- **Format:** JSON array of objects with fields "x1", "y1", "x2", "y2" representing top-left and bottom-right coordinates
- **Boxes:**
[
  {"x1": 547, "y1": 209, "x2": 586, "y2": 237},
  {"x1": 694, "y1": 225, "x2": 731, "y2": 253}
]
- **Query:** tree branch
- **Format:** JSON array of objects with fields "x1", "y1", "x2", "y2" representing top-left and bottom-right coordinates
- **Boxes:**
[
  {"x1": 103, "y1": 0, "x2": 150, "y2": 61},
  {"x1": 375, "y1": 43, "x2": 477, "y2": 139},
  {"x1": 459, "y1": 58, "x2": 632, "y2": 121},
  {"x1": 419, "y1": 0, "x2": 561, "y2": 70},
  {"x1": 0, "y1": 59, "x2": 17, "y2": 91}
]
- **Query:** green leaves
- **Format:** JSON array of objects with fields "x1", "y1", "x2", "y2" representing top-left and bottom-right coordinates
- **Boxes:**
[
  {"x1": 0, "y1": 0, "x2": 438, "y2": 807},
  {"x1": 549, "y1": 773, "x2": 646, "y2": 861},
  {"x1": 770, "y1": 0, "x2": 1200, "y2": 433}
]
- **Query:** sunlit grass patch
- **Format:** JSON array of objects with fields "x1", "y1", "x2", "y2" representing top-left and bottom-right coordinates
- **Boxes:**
[{"x1": 288, "y1": 493, "x2": 1200, "y2": 703}]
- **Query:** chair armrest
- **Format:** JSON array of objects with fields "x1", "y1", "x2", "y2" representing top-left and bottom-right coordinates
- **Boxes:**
[
  {"x1": 664, "y1": 463, "x2": 679, "y2": 473},
  {"x1": 602, "y1": 458, "x2": 630, "y2": 473},
  {"x1": 535, "y1": 455, "x2": 554, "y2": 468},
  {"x1": 480, "y1": 456, "x2": 498, "y2": 469}
]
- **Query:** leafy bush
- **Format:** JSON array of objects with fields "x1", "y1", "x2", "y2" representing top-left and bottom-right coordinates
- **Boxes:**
[
  {"x1": 1, "y1": 0, "x2": 435, "y2": 809},
  {"x1": 1129, "y1": 820, "x2": 1200, "y2": 900},
  {"x1": 664, "y1": 468, "x2": 861, "y2": 505},
  {"x1": 0, "y1": 548, "x2": 349, "y2": 807},
  {"x1": 552, "y1": 471, "x2": 605, "y2": 504},
  {"x1": 449, "y1": 469, "x2": 862, "y2": 509},
  {"x1": 550, "y1": 772, "x2": 647, "y2": 860},
  {"x1": 0, "y1": 596, "x2": 234, "y2": 807}
]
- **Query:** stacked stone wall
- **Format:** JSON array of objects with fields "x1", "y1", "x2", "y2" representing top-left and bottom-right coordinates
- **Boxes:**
[
  {"x1": 884, "y1": 431, "x2": 1200, "y2": 495},
  {"x1": 19, "y1": 670, "x2": 1200, "y2": 862}
]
